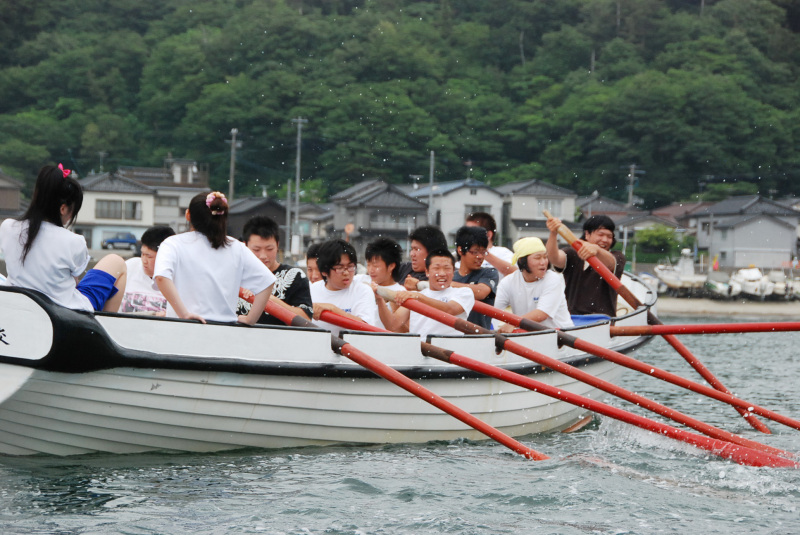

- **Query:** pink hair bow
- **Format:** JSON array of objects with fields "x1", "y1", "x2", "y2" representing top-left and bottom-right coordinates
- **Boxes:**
[{"x1": 58, "y1": 163, "x2": 71, "y2": 178}]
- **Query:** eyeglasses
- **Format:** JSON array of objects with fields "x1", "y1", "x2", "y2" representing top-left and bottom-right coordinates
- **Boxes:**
[
  {"x1": 465, "y1": 248, "x2": 487, "y2": 257},
  {"x1": 330, "y1": 264, "x2": 357, "y2": 274}
]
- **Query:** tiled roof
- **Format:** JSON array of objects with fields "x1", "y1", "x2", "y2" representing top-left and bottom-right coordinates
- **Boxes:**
[
  {"x1": 613, "y1": 213, "x2": 677, "y2": 228},
  {"x1": 409, "y1": 179, "x2": 500, "y2": 198},
  {"x1": 694, "y1": 195, "x2": 800, "y2": 217},
  {"x1": 714, "y1": 214, "x2": 796, "y2": 230},
  {"x1": 79, "y1": 173, "x2": 155, "y2": 194},
  {"x1": 331, "y1": 180, "x2": 427, "y2": 210},
  {"x1": 494, "y1": 179, "x2": 575, "y2": 197}
]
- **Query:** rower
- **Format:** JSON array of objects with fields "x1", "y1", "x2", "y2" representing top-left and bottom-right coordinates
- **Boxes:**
[
  {"x1": 384, "y1": 249, "x2": 474, "y2": 340},
  {"x1": 309, "y1": 239, "x2": 378, "y2": 336},
  {"x1": 546, "y1": 214, "x2": 625, "y2": 319}
]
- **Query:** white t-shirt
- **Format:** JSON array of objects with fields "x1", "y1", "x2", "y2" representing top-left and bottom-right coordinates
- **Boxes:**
[
  {"x1": 119, "y1": 257, "x2": 166, "y2": 314},
  {"x1": 153, "y1": 231, "x2": 276, "y2": 323},
  {"x1": 494, "y1": 270, "x2": 573, "y2": 330},
  {"x1": 310, "y1": 279, "x2": 379, "y2": 336},
  {"x1": 0, "y1": 219, "x2": 92, "y2": 311},
  {"x1": 409, "y1": 286, "x2": 474, "y2": 340}
]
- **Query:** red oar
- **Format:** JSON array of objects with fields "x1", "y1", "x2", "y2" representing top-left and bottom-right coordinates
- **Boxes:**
[
  {"x1": 248, "y1": 295, "x2": 547, "y2": 460},
  {"x1": 384, "y1": 293, "x2": 795, "y2": 458},
  {"x1": 319, "y1": 306, "x2": 797, "y2": 468},
  {"x1": 543, "y1": 210, "x2": 772, "y2": 434},
  {"x1": 472, "y1": 300, "x2": 800, "y2": 434},
  {"x1": 612, "y1": 322, "x2": 800, "y2": 336}
]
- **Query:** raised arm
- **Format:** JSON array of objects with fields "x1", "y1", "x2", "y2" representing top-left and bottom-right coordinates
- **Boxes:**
[{"x1": 545, "y1": 217, "x2": 567, "y2": 270}]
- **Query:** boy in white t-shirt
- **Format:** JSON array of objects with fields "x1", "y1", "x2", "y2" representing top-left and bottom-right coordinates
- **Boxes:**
[
  {"x1": 495, "y1": 237, "x2": 573, "y2": 332},
  {"x1": 310, "y1": 239, "x2": 378, "y2": 336},
  {"x1": 359, "y1": 237, "x2": 406, "y2": 330},
  {"x1": 119, "y1": 225, "x2": 175, "y2": 315},
  {"x1": 385, "y1": 250, "x2": 474, "y2": 340}
]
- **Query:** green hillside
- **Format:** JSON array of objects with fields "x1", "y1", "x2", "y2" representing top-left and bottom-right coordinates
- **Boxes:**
[{"x1": 1, "y1": 0, "x2": 798, "y2": 206}]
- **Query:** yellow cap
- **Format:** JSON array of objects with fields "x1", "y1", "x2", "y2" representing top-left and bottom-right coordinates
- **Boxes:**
[{"x1": 511, "y1": 237, "x2": 546, "y2": 265}]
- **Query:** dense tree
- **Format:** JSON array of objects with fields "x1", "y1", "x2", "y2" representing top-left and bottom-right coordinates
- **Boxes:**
[{"x1": 0, "y1": 0, "x2": 798, "y2": 205}]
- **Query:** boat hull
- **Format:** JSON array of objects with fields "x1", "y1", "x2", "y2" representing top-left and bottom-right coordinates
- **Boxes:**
[{"x1": 0, "y1": 279, "x2": 655, "y2": 456}]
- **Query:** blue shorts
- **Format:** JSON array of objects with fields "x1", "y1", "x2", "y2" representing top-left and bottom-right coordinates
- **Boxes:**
[{"x1": 77, "y1": 269, "x2": 119, "y2": 311}]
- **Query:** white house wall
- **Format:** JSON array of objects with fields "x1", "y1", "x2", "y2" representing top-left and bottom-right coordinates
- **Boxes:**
[
  {"x1": 438, "y1": 188, "x2": 504, "y2": 239},
  {"x1": 509, "y1": 195, "x2": 573, "y2": 221},
  {"x1": 76, "y1": 192, "x2": 155, "y2": 249},
  {"x1": 710, "y1": 218, "x2": 795, "y2": 269}
]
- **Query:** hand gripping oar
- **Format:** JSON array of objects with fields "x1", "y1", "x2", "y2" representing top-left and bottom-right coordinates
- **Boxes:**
[
  {"x1": 472, "y1": 300, "x2": 800, "y2": 436},
  {"x1": 612, "y1": 321, "x2": 800, "y2": 336},
  {"x1": 242, "y1": 295, "x2": 547, "y2": 460},
  {"x1": 373, "y1": 288, "x2": 795, "y2": 460},
  {"x1": 543, "y1": 210, "x2": 772, "y2": 434},
  {"x1": 318, "y1": 304, "x2": 797, "y2": 468}
]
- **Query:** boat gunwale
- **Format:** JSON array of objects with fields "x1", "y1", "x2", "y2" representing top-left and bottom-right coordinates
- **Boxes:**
[{"x1": 0, "y1": 283, "x2": 654, "y2": 380}]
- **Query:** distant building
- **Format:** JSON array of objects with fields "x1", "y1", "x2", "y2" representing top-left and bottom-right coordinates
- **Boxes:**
[
  {"x1": 117, "y1": 157, "x2": 209, "y2": 231},
  {"x1": 330, "y1": 180, "x2": 429, "y2": 259},
  {"x1": 228, "y1": 196, "x2": 289, "y2": 244},
  {"x1": 494, "y1": 179, "x2": 578, "y2": 246},
  {"x1": 74, "y1": 172, "x2": 156, "y2": 249},
  {"x1": 651, "y1": 201, "x2": 713, "y2": 229},
  {"x1": 691, "y1": 195, "x2": 800, "y2": 268},
  {"x1": 576, "y1": 192, "x2": 643, "y2": 222},
  {"x1": 0, "y1": 168, "x2": 23, "y2": 223},
  {"x1": 408, "y1": 179, "x2": 502, "y2": 243}
]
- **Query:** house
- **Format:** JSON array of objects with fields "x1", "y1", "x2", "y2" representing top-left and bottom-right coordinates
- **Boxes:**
[
  {"x1": 710, "y1": 215, "x2": 797, "y2": 269},
  {"x1": 613, "y1": 213, "x2": 678, "y2": 256},
  {"x1": 408, "y1": 179, "x2": 502, "y2": 243},
  {"x1": 651, "y1": 201, "x2": 713, "y2": 229},
  {"x1": 0, "y1": 168, "x2": 23, "y2": 223},
  {"x1": 330, "y1": 180, "x2": 429, "y2": 259},
  {"x1": 494, "y1": 179, "x2": 578, "y2": 246},
  {"x1": 117, "y1": 157, "x2": 210, "y2": 232},
  {"x1": 690, "y1": 196, "x2": 800, "y2": 268},
  {"x1": 691, "y1": 195, "x2": 800, "y2": 250},
  {"x1": 576, "y1": 192, "x2": 645, "y2": 223},
  {"x1": 228, "y1": 196, "x2": 289, "y2": 244},
  {"x1": 74, "y1": 173, "x2": 156, "y2": 249}
]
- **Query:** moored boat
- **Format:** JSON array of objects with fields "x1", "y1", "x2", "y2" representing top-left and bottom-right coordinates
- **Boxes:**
[
  {"x1": 704, "y1": 271, "x2": 742, "y2": 299},
  {"x1": 767, "y1": 270, "x2": 794, "y2": 300},
  {"x1": 0, "y1": 274, "x2": 656, "y2": 456},
  {"x1": 731, "y1": 267, "x2": 775, "y2": 300},
  {"x1": 653, "y1": 249, "x2": 707, "y2": 296}
]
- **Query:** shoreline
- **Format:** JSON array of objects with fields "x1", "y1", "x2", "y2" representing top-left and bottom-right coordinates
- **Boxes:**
[{"x1": 654, "y1": 296, "x2": 800, "y2": 318}]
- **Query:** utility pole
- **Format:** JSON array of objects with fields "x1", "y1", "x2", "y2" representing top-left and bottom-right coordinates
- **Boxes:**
[
  {"x1": 625, "y1": 164, "x2": 645, "y2": 207},
  {"x1": 428, "y1": 150, "x2": 435, "y2": 225},
  {"x1": 291, "y1": 117, "x2": 308, "y2": 256},
  {"x1": 98, "y1": 151, "x2": 107, "y2": 173},
  {"x1": 227, "y1": 128, "x2": 240, "y2": 201},
  {"x1": 286, "y1": 180, "x2": 292, "y2": 258}
]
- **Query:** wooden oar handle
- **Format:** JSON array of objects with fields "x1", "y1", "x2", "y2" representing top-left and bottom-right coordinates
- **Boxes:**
[{"x1": 543, "y1": 209, "x2": 581, "y2": 246}]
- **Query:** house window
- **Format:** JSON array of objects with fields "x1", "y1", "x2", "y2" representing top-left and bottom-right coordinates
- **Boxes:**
[
  {"x1": 721, "y1": 229, "x2": 727, "y2": 240},
  {"x1": 470, "y1": 188, "x2": 478, "y2": 195},
  {"x1": 720, "y1": 251, "x2": 727, "y2": 261},
  {"x1": 96, "y1": 200, "x2": 122, "y2": 219},
  {"x1": 465, "y1": 205, "x2": 491, "y2": 217},
  {"x1": 701, "y1": 222, "x2": 710, "y2": 232},
  {"x1": 156, "y1": 196, "x2": 179, "y2": 206},
  {"x1": 124, "y1": 201, "x2": 142, "y2": 220},
  {"x1": 537, "y1": 199, "x2": 562, "y2": 218}
]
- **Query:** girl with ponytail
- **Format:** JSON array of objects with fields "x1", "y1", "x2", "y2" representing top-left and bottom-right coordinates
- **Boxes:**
[
  {"x1": 0, "y1": 165, "x2": 127, "y2": 311},
  {"x1": 154, "y1": 191, "x2": 275, "y2": 324}
]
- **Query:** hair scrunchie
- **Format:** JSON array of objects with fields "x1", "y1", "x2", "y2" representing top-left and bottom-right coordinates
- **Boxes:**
[{"x1": 205, "y1": 191, "x2": 228, "y2": 215}]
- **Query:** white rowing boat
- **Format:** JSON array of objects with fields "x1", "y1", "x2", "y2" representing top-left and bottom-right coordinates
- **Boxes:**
[{"x1": 0, "y1": 273, "x2": 655, "y2": 456}]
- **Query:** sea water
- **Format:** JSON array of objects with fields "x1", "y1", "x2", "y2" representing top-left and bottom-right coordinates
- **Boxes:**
[{"x1": 1, "y1": 314, "x2": 798, "y2": 534}]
